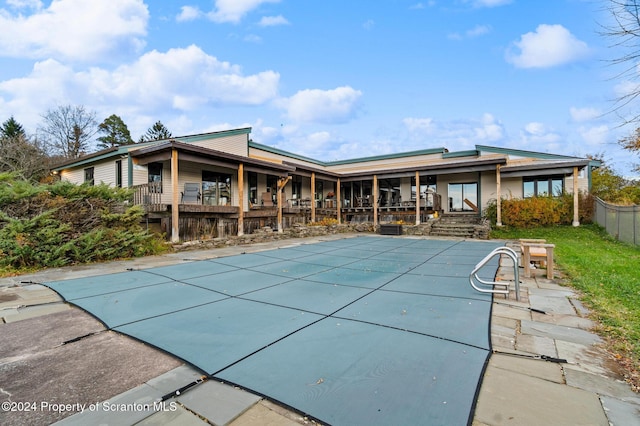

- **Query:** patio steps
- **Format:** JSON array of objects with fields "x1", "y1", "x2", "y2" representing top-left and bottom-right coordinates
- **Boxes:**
[{"x1": 430, "y1": 214, "x2": 486, "y2": 238}]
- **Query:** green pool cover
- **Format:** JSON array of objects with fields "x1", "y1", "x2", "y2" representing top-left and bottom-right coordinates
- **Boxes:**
[{"x1": 46, "y1": 236, "x2": 504, "y2": 425}]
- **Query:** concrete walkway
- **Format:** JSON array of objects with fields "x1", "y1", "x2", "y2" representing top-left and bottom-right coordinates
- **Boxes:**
[{"x1": 1, "y1": 235, "x2": 638, "y2": 425}]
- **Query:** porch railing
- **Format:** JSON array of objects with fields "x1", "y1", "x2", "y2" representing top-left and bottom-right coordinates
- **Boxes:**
[{"x1": 133, "y1": 182, "x2": 163, "y2": 211}]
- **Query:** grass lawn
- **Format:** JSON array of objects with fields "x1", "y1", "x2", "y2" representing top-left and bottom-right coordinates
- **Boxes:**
[{"x1": 491, "y1": 224, "x2": 640, "y2": 389}]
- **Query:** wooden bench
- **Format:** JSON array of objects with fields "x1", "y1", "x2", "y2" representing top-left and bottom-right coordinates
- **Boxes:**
[{"x1": 520, "y1": 239, "x2": 555, "y2": 279}]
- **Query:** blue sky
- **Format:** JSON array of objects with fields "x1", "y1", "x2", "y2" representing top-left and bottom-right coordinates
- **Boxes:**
[{"x1": 0, "y1": 0, "x2": 638, "y2": 176}]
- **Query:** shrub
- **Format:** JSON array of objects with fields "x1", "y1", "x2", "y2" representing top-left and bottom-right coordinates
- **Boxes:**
[
  {"x1": 484, "y1": 191, "x2": 594, "y2": 228},
  {"x1": 308, "y1": 218, "x2": 340, "y2": 226},
  {"x1": 0, "y1": 176, "x2": 166, "y2": 271}
]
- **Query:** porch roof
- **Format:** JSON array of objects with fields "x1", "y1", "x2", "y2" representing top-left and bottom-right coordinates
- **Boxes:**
[
  {"x1": 338, "y1": 157, "x2": 508, "y2": 181},
  {"x1": 499, "y1": 159, "x2": 592, "y2": 177},
  {"x1": 131, "y1": 140, "x2": 295, "y2": 175},
  {"x1": 282, "y1": 161, "x2": 341, "y2": 181}
]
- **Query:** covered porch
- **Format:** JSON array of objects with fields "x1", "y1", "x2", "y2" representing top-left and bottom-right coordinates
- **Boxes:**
[{"x1": 130, "y1": 140, "x2": 295, "y2": 242}]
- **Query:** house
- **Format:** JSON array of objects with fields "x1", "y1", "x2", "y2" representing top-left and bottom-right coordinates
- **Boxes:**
[{"x1": 52, "y1": 127, "x2": 600, "y2": 242}]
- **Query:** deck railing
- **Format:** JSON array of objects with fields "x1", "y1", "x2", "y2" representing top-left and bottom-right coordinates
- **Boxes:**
[{"x1": 132, "y1": 182, "x2": 163, "y2": 211}]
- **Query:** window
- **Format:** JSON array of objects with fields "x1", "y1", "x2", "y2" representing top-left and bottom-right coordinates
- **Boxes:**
[
  {"x1": 248, "y1": 172, "x2": 258, "y2": 205},
  {"x1": 315, "y1": 180, "x2": 324, "y2": 200},
  {"x1": 202, "y1": 171, "x2": 232, "y2": 206},
  {"x1": 292, "y1": 175, "x2": 302, "y2": 200},
  {"x1": 523, "y1": 176, "x2": 564, "y2": 197},
  {"x1": 411, "y1": 175, "x2": 436, "y2": 200},
  {"x1": 148, "y1": 162, "x2": 162, "y2": 193},
  {"x1": 378, "y1": 178, "x2": 401, "y2": 206},
  {"x1": 84, "y1": 167, "x2": 94, "y2": 186},
  {"x1": 115, "y1": 160, "x2": 122, "y2": 188},
  {"x1": 448, "y1": 182, "x2": 478, "y2": 212}
]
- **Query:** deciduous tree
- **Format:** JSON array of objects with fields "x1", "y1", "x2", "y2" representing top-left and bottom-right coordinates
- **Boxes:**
[
  {"x1": 0, "y1": 134, "x2": 48, "y2": 181},
  {"x1": 601, "y1": 1, "x2": 640, "y2": 123},
  {"x1": 38, "y1": 105, "x2": 98, "y2": 159},
  {"x1": 619, "y1": 127, "x2": 640, "y2": 173}
]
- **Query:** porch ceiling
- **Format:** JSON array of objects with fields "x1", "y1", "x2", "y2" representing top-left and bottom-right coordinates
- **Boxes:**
[{"x1": 131, "y1": 140, "x2": 295, "y2": 175}]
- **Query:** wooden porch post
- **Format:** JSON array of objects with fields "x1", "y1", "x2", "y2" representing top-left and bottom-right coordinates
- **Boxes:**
[
  {"x1": 415, "y1": 171, "x2": 420, "y2": 225},
  {"x1": 373, "y1": 175, "x2": 378, "y2": 226},
  {"x1": 277, "y1": 176, "x2": 291, "y2": 233},
  {"x1": 336, "y1": 178, "x2": 342, "y2": 224},
  {"x1": 237, "y1": 163, "x2": 244, "y2": 236},
  {"x1": 496, "y1": 164, "x2": 502, "y2": 227},
  {"x1": 171, "y1": 148, "x2": 179, "y2": 243},
  {"x1": 572, "y1": 166, "x2": 580, "y2": 227},
  {"x1": 311, "y1": 172, "x2": 316, "y2": 223}
]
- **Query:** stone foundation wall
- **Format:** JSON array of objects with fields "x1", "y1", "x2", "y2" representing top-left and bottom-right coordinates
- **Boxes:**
[{"x1": 172, "y1": 219, "x2": 491, "y2": 251}]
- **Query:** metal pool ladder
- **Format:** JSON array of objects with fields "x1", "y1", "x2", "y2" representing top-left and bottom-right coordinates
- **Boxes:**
[{"x1": 469, "y1": 246, "x2": 520, "y2": 301}]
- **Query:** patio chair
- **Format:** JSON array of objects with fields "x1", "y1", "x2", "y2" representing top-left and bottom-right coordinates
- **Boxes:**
[{"x1": 181, "y1": 183, "x2": 201, "y2": 204}]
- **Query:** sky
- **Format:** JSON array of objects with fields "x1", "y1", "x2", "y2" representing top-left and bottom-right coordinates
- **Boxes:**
[{"x1": 0, "y1": 0, "x2": 639, "y2": 177}]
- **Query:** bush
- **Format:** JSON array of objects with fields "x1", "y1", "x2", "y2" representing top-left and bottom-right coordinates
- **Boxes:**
[
  {"x1": 308, "y1": 218, "x2": 340, "y2": 226},
  {"x1": 0, "y1": 175, "x2": 167, "y2": 271},
  {"x1": 484, "y1": 192, "x2": 594, "y2": 228}
]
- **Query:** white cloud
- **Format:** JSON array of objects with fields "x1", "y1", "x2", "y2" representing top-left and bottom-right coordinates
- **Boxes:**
[
  {"x1": 577, "y1": 125, "x2": 609, "y2": 147},
  {"x1": 475, "y1": 113, "x2": 504, "y2": 141},
  {"x1": 99, "y1": 45, "x2": 280, "y2": 107},
  {"x1": 613, "y1": 79, "x2": 640, "y2": 99},
  {"x1": 464, "y1": 0, "x2": 512, "y2": 7},
  {"x1": 523, "y1": 122, "x2": 546, "y2": 136},
  {"x1": 0, "y1": 46, "x2": 280, "y2": 131},
  {"x1": 449, "y1": 24, "x2": 492, "y2": 40},
  {"x1": 6, "y1": 0, "x2": 43, "y2": 9},
  {"x1": 258, "y1": 15, "x2": 289, "y2": 26},
  {"x1": 0, "y1": 0, "x2": 148, "y2": 62},
  {"x1": 403, "y1": 117, "x2": 435, "y2": 133},
  {"x1": 403, "y1": 113, "x2": 505, "y2": 149},
  {"x1": 467, "y1": 25, "x2": 491, "y2": 37},
  {"x1": 207, "y1": 0, "x2": 280, "y2": 24},
  {"x1": 519, "y1": 122, "x2": 561, "y2": 149},
  {"x1": 278, "y1": 86, "x2": 363, "y2": 124},
  {"x1": 506, "y1": 24, "x2": 590, "y2": 69},
  {"x1": 244, "y1": 34, "x2": 263, "y2": 43},
  {"x1": 363, "y1": 19, "x2": 375, "y2": 30},
  {"x1": 177, "y1": 6, "x2": 202, "y2": 22},
  {"x1": 0, "y1": 59, "x2": 75, "y2": 123},
  {"x1": 570, "y1": 107, "x2": 600, "y2": 122}
]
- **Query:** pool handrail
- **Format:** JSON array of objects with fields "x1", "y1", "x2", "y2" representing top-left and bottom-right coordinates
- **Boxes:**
[{"x1": 469, "y1": 246, "x2": 520, "y2": 301}]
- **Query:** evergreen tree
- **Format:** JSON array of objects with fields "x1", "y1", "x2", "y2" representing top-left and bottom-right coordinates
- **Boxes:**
[
  {"x1": 1, "y1": 116, "x2": 26, "y2": 139},
  {"x1": 96, "y1": 114, "x2": 134, "y2": 149},
  {"x1": 139, "y1": 121, "x2": 172, "y2": 142}
]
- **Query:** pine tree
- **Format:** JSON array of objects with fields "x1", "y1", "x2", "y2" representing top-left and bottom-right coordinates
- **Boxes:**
[
  {"x1": 96, "y1": 114, "x2": 134, "y2": 149},
  {"x1": 139, "y1": 121, "x2": 172, "y2": 142},
  {"x1": 1, "y1": 116, "x2": 26, "y2": 139}
]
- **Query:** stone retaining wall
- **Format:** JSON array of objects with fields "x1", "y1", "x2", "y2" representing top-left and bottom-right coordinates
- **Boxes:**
[{"x1": 172, "y1": 219, "x2": 490, "y2": 251}]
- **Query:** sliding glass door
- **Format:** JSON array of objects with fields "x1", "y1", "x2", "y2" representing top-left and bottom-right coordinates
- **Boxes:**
[{"x1": 448, "y1": 182, "x2": 478, "y2": 212}]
